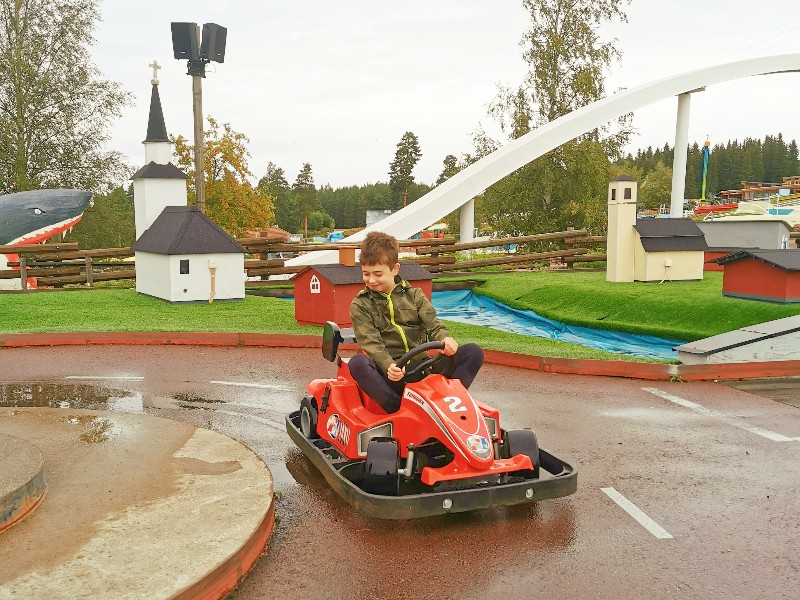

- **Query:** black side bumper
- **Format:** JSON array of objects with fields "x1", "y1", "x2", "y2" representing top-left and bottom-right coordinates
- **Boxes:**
[{"x1": 286, "y1": 411, "x2": 578, "y2": 519}]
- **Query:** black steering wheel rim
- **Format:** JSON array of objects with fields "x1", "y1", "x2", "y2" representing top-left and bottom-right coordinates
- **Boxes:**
[{"x1": 396, "y1": 341, "x2": 445, "y2": 381}]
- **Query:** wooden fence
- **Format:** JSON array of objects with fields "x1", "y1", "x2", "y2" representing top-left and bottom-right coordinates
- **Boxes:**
[{"x1": 1, "y1": 229, "x2": 606, "y2": 289}]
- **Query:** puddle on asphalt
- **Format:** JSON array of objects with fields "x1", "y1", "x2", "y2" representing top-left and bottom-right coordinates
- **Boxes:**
[
  {"x1": 0, "y1": 383, "x2": 144, "y2": 412},
  {"x1": 0, "y1": 383, "x2": 227, "y2": 413},
  {"x1": 172, "y1": 391, "x2": 225, "y2": 404}
]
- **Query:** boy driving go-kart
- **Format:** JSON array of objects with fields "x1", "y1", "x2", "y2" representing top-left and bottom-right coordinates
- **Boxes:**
[
  {"x1": 285, "y1": 231, "x2": 577, "y2": 519},
  {"x1": 348, "y1": 231, "x2": 484, "y2": 413}
]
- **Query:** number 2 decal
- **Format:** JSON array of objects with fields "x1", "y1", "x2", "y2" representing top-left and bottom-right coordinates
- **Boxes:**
[{"x1": 443, "y1": 396, "x2": 467, "y2": 413}]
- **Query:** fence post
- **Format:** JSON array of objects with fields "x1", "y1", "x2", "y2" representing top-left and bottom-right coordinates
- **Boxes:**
[
  {"x1": 84, "y1": 256, "x2": 94, "y2": 287},
  {"x1": 565, "y1": 227, "x2": 575, "y2": 269},
  {"x1": 19, "y1": 256, "x2": 27, "y2": 290}
]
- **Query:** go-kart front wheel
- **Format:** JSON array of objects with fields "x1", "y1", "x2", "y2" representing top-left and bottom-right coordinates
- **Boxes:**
[
  {"x1": 505, "y1": 429, "x2": 541, "y2": 479},
  {"x1": 363, "y1": 438, "x2": 399, "y2": 496},
  {"x1": 300, "y1": 396, "x2": 319, "y2": 439}
]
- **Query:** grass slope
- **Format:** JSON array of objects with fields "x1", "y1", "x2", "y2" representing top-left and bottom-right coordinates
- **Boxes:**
[
  {"x1": 3, "y1": 271, "x2": 798, "y2": 363},
  {"x1": 472, "y1": 271, "x2": 800, "y2": 341}
]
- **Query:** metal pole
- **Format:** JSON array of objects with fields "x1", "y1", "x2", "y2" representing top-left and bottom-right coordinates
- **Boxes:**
[
  {"x1": 192, "y1": 26, "x2": 206, "y2": 214},
  {"x1": 670, "y1": 93, "x2": 691, "y2": 218},
  {"x1": 192, "y1": 74, "x2": 205, "y2": 213},
  {"x1": 459, "y1": 198, "x2": 475, "y2": 243}
]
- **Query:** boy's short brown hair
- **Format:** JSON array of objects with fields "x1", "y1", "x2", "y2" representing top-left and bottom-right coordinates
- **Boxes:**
[{"x1": 359, "y1": 231, "x2": 399, "y2": 266}]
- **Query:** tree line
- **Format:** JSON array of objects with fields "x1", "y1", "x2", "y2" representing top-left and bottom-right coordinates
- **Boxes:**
[
  {"x1": 5, "y1": 0, "x2": 800, "y2": 249},
  {"x1": 618, "y1": 135, "x2": 800, "y2": 205}
]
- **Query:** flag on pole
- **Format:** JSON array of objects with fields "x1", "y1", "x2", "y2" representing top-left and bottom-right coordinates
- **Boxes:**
[{"x1": 701, "y1": 140, "x2": 711, "y2": 201}]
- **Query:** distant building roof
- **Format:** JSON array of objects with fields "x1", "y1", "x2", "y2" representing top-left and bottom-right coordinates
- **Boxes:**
[
  {"x1": 709, "y1": 249, "x2": 800, "y2": 271},
  {"x1": 130, "y1": 162, "x2": 187, "y2": 181},
  {"x1": 696, "y1": 220, "x2": 792, "y2": 251},
  {"x1": 634, "y1": 218, "x2": 708, "y2": 252},
  {"x1": 133, "y1": 206, "x2": 245, "y2": 255},
  {"x1": 300, "y1": 262, "x2": 434, "y2": 285}
]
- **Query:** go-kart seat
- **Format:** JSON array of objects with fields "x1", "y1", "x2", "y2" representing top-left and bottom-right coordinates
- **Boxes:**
[
  {"x1": 322, "y1": 322, "x2": 389, "y2": 415},
  {"x1": 322, "y1": 321, "x2": 357, "y2": 364}
]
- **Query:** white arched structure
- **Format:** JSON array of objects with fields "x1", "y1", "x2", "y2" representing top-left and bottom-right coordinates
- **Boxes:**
[{"x1": 288, "y1": 54, "x2": 800, "y2": 266}]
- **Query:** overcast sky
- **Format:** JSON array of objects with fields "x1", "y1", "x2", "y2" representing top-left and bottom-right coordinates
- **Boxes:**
[{"x1": 94, "y1": 1, "x2": 800, "y2": 189}]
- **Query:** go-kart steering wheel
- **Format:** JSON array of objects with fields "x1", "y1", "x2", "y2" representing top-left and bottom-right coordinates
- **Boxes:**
[{"x1": 396, "y1": 341, "x2": 445, "y2": 381}]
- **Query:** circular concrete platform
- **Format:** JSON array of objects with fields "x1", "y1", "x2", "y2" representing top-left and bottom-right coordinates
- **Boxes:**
[
  {"x1": 0, "y1": 408, "x2": 275, "y2": 599},
  {"x1": 0, "y1": 433, "x2": 46, "y2": 533}
]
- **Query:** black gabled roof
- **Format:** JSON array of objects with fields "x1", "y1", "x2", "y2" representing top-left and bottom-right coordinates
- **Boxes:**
[
  {"x1": 634, "y1": 218, "x2": 708, "y2": 252},
  {"x1": 302, "y1": 262, "x2": 434, "y2": 285},
  {"x1": 144, "y1": 84, "x2": 170, "y2": 143},
  {"x1": 133, "y1": 206, "x2": 245, "y2": 255},
  {"x1": 131, "y1": 161, "x2": 187, "y2": 181},
  {"x1": 709, "y1": 249, "x2": 800, "y2": 271}
]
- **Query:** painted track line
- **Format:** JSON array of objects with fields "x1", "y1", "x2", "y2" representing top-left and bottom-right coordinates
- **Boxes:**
[
  {"x1": 601, "y1": 487, "x2": 673, "y2": 539},
  {"x1": 66, "y1": 375, "x2": 145, "y2": 381},
  {"x1": 643, "y1": 387, "x2": 800, "y2": 442},
  {"x1": 210, "y1": 380, "x2": 293, "y2": 391}
]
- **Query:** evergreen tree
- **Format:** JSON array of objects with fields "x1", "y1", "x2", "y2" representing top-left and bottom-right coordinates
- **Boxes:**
[
  {"x1": 293, "y1": 162, "x2": 319, "y2": 238},
  {"x1": 258, "y1": 162, "x2": 297, "y2": 232},
  {"x1": 435, "y1": 155, "x2": 460, "y2": 186},
  {"x1": 388, "y1": 131, "x2": 422, "y2": 208}
]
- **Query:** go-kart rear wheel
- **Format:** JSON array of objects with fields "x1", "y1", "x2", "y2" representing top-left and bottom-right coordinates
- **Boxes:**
[
  {"x1": 363, "y1": 438, "x2": 399, "y2": 496},
  {"x1": 505, "y1": 429, "x2": 541, "y2": 479},
  {"x1": 299, "y1": 396, "x2": 319, "y2": 439}
]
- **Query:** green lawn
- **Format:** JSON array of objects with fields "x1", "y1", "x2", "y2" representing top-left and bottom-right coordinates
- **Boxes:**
[{"x1": 2, "y1": 270, "x2": 798, "y2": 364}]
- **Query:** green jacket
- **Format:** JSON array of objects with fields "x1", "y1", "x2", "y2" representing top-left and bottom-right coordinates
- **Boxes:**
[{"x1": 349, "y1": 277, "x2": 450, "y2": 374}]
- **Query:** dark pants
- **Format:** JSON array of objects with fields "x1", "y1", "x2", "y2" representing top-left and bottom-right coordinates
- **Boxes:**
[{"x1": 348, "y1": 343, "x2": 484, "y2": 413}]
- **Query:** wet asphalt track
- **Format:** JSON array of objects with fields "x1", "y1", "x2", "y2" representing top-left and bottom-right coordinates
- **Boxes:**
[{"x1": 1, "y1": 345, "x2": 800, "y2": 600}]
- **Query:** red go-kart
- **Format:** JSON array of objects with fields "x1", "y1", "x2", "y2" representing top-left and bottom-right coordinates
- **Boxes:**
[{"x1": 285, "y1": 322, "x2": 577, "y2": 519}]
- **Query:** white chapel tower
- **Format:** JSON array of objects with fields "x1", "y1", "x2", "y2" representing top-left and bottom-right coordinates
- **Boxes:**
[{"x1": 132, "y1": 61, "x2": 188, "y2": 239}]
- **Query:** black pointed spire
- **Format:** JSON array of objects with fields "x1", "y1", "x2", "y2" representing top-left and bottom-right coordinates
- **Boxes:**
[{"x1": 144, "y1": 84, "x2": 169, "y2": 143}]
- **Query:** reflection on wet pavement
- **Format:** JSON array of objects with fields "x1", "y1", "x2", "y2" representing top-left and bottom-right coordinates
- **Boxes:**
[
  {"x1": 63, "y1": 414, "x2": 117, "y2": 444},
  {"x1": 724, "y1": 377, "x2": 800, "y2": 409}
]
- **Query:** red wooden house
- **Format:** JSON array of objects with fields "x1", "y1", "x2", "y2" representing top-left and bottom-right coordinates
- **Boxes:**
[
  {"x1": 710, "y1": 249, "x2": 800, "y2": 303},
  {"x1": 293, "y1": 262, "x2": 435, "y2": 326}
]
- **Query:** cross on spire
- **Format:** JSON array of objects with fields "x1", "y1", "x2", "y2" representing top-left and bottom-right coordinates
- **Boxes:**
[{"x1": 149, "y1": 60, "x2": 161, "y2": 85}]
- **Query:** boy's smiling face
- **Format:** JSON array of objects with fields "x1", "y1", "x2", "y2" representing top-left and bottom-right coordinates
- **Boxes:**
[{"x1": 361, "y1": 262, "x2": 400, "y2": 294}]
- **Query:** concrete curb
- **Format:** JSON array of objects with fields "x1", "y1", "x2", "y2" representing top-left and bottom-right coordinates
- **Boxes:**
[
  {"x1": 0, "y1": 434, "x2": 46, "y2": 534},
  {"x1": 1, "y1": 331, "x2": 798, "y2": 381},
  {"x1": 0, "y1": 410, "x2": 275, "y2": 600}
]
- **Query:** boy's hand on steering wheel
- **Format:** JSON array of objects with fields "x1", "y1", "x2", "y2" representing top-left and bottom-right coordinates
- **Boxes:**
[
  {"x1": 387, "y1": 363, "x2": 405, "y2": 382},
  {"x1": 441, "y1": 337, "x2": 458, "y2": 356}
]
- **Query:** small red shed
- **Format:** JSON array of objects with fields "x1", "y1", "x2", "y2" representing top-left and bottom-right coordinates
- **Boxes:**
[
  {"x1": 293, "y1": 262, "x2": 435, "y2": 326},
  {"x1": 710, "y1": 249, "x2": 800, "y2": 303}
]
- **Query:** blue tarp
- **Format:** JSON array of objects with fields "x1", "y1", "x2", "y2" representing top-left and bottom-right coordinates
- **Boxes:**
[{"x1": 431, "y1": 290, "x2": 683, "y2": 360}]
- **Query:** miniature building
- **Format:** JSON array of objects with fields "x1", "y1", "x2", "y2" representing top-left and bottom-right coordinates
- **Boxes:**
[
  {"x1": 133, "y1": 206, "x2": 245, "y2": 303},
  {"x1": 132, "y1": 65, "x2": 245, "y2": 303},
  {"x1": 709, "y1": 249, "x2": 800, "y2": 303},
  {"x1": 696, "y1": 220, "x2": 793, "y2": 271},
  {"x1": 294, "y1": 262, "x2": 435, "y2": 326},
  {"x1": 676, "y1": 314, "x2": 800, "y2": 364},
  {"x1": 606, "y1": 175, "x2": 638, "y2": 282},
  {"x1": 606, "y1": 176, "x2": 707, "y2": 282},
  {"x1": 633, "y1": 219, "x2": 708, "y2": 281}
]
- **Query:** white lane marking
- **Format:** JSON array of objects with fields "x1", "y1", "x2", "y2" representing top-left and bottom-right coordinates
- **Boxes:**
[
  {"x1": 212, "y1": 409, "x2": 285, "y2": 431},
  {"x1": 643, "y1": 387, "x2": 800, "y2": 442},
  {"x1": 66, "y1": 375, "x2": 145, "y2": 381},
  {"x1": 601, "y1": 487, "x2": 673, "y2": 539},
  {"x1": 210, "y1": 380, "x2": 293, "y2": 391}
]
